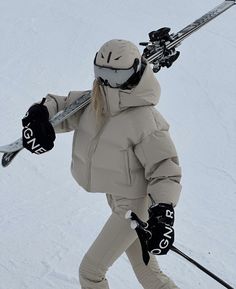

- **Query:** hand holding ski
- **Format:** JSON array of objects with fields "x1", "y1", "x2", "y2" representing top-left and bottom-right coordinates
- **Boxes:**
[
  {"x1": 0, "y1": 91, "x2": 91, "y2": 167},
  {"x1": 22, "y1": 98, "x2": 56, "y2": 154}
]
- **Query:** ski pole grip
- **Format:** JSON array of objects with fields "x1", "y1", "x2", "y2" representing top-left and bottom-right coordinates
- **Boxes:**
[{"x1": 125, "y1": 210, "x2": 148, "y2": 229}]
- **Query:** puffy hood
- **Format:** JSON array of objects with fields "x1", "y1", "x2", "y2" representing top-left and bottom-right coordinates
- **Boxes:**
[{"x1": 100, "y1": 61, "x2": 161, "y2": 116}]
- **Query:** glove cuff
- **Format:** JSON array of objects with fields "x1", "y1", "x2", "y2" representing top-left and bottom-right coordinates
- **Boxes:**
[{"x1": 148, "y1": 203, "x2": 175, "y2": 226}]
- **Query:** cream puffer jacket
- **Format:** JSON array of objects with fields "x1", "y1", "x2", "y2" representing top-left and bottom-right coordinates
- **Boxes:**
[{"x1": 44, "y1": 63, "x2": 182, "y2": 206}]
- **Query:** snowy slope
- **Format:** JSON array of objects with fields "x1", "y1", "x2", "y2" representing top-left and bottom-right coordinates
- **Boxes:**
[{"x1": 0, "y1": 1, "x2": 236, "y2": 289}]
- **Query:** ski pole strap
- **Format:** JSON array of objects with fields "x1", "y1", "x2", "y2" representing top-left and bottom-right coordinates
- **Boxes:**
[
  {"x1": 134, "y1": 225, "x2": 150, "y2": 265},
  {"x1": 171, "y1": 246, "x2": 234, "y2": 289}
]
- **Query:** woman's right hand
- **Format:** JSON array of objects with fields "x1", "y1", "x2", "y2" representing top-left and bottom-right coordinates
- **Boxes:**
[{"x1": 22, "y1": 98, "x2": 56, "y2": 154}]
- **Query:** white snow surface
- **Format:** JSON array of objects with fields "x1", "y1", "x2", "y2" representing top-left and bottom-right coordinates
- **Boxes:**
[{"x1": 0, "y1": 1, "x2": 236, "y2": 289}]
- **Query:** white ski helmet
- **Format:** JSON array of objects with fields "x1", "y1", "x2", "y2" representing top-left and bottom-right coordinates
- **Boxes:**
[{"x1": 94, "y1": 39, "x2": 142, "y2": 88}]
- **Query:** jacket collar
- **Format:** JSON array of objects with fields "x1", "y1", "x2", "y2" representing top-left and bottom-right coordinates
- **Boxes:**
[{"x1": 100, "y1": 62, "x2": 161, "y2": 116}]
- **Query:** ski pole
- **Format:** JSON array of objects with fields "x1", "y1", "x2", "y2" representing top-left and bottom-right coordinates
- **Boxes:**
[{"x1": 171, "y1": 245, "x2": 234, "y2": 289}]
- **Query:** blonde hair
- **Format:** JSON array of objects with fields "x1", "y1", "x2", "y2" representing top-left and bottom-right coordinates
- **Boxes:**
[{"x1": 91, "y1": 79, "x2": 104, "y2": 123}]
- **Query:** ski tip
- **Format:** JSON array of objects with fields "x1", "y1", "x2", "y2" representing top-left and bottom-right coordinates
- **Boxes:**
[{"x1": 1, "y1": 151, "x2": 19, "y2": 167}]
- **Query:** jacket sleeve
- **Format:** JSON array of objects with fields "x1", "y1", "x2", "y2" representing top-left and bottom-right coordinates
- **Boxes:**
[
  {"x1": 134, "y1": 123, "x2": 182, "y2": 207},
  {"x1": 44, "y1": 91, "x2": 87, "y2": 133}
]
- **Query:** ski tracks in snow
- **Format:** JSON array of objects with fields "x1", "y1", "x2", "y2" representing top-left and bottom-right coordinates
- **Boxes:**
[{"x1": 0, "y1": 174, "x2": 110, "y2": 289}]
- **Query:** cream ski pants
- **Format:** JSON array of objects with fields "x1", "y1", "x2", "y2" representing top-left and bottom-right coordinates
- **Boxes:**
[{"x1": 79, "y1": 194, "x2": 180, "y2": 289}]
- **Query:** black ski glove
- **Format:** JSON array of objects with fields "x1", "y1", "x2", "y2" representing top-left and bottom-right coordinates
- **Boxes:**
[
  {"x1": 22, "y1": 98, "x2": 56, "y2": 154},
  {"x1": 126, "y1": 202, "x2": 175, "y2": 265},
  {"x1": 147, "y1": 203, "x2": 175, "y2": 254}
]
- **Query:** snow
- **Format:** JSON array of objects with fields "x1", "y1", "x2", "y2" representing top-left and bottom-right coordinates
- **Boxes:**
[{"x1": 0, "y1": 0, "x2": 235, "y2": 288}]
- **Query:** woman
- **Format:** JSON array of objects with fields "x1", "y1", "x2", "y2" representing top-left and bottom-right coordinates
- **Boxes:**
[{"x1": 22, "y1": 39, "x2": 182, "y2": 289}]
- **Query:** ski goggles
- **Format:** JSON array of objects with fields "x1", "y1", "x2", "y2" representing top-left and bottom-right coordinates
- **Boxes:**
[{"x1": 94, "y1": 56, "x2": 140, "y2": 88}]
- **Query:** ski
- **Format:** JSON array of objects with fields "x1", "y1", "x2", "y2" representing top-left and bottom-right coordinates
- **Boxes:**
[
  {"x1": 1, "y1": 0, "x2": 235, "y2": 167},
  {"x1": 141, "y1": 0, "x2": 236, "y2": 72},
  {"x1": 1, "y1": 91, "x2": 91, "y2": 167}
]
